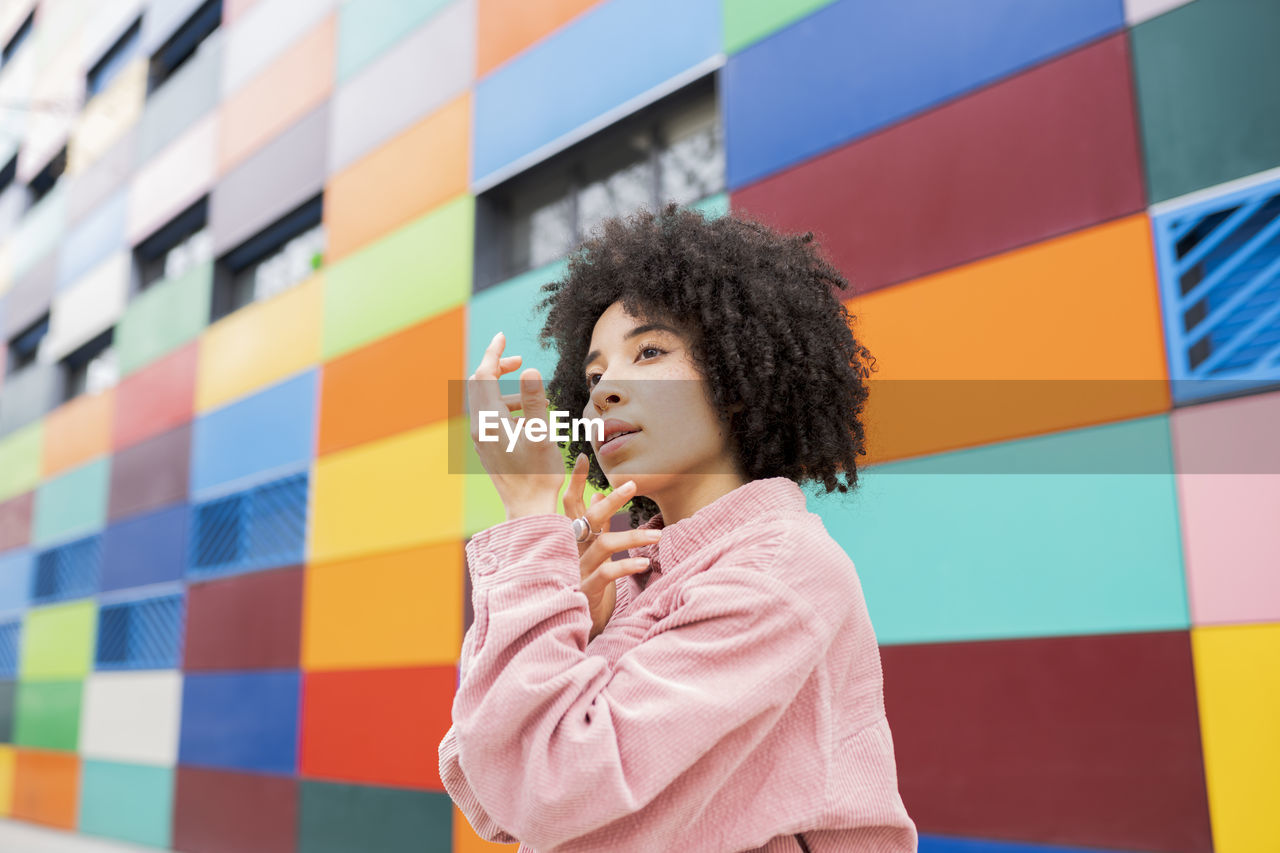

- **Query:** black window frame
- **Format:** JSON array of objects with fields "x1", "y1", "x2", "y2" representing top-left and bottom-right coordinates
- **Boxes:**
[
  {"x1": 0, "y1": 154, "x2": 16, "y2": 197},
  {"x1": 6, "y1": 313, "x2": 50, "y2": 377},
  {"x1": 86, "y1": 17, "x2": 142, "y2": 99},
  {"x1": 211, "y1": 193, "x2": 325, "y2": 322},
  {"x1": 473, "y1": 72, "x2": 723, "y2": 292},
  {"x1": 133, "y1": 195, "x2": 211, "y2": 293},
  {"x1": 60, "y1": 327, "x2": 116, "y2": 403},
  {"x1": 28, "y1": 146, "x2": 67, "y2": 206},
  {"x1": 147, "y1": 0, "x2": 223, "y2": 94},
  {"x1": 0, "y1": 9, "x2": 34, "y2": 68}
]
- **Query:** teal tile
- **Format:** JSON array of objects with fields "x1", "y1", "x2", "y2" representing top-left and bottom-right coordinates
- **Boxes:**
[
  {"x1": 32, "y1": 456, "x2": 111, "y2": 546},
  {"x1": 298, "y1": 781, "x2": 451, "y2": 853},
  {"x1": 807, "y1": 415, "x2": 1189, "y2": 645},
  {"x1": 78, "y1": 760, "x2": 174, "y2": 848}
]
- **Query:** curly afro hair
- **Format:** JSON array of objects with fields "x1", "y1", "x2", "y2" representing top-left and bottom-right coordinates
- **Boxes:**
[{"x1": 536, "y1": 202, "x2": 878, "y2": 526}]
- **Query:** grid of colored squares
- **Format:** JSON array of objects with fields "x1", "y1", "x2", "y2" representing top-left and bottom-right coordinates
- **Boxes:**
[{"x1": 0, "y1": 0, "x2": 1278, "y2": 851}]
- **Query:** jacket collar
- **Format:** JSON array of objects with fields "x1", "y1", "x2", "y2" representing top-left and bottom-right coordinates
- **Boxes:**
[{"x1": 627, "y1": 477, "x2": 807, "y2": 577}]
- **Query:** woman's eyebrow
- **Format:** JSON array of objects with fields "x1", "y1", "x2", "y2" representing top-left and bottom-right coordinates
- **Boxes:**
[{"x1": 583, "y1": 323, "x2": 679, "y2": 369}]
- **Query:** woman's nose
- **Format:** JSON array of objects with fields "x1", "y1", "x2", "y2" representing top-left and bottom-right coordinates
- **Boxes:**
[{"x1": 590, "y1": 375, "x2": 626, "y2": 413}]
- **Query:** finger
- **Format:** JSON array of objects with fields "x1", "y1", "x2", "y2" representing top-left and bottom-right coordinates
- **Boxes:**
[
  {"x1": 584, "y1": 529, "x2": 662, "y2": 561},
  {"x1": 588, "y1": 492, "x2": 604, "y2": 508},
  {"x1": 563, "y1": 454, "x2": 589, "y2": 518},
  {"x1": 500, "y1": 392, "x2": 523, "y2": 412},
  {"x1": 584, "y1": 480, "x2": 638, "y2": 529},
  {"x1": 581, "y1": 558, "x2": 651, "y2": 597},
  {"x1": 467, "y1": 332, "x2": 508, "y2": 425},
  {"x1": 520, "y1": 368, "x2": 550, "y2": 424}
]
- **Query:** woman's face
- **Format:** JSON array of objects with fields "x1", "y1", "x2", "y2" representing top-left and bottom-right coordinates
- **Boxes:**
[{"x1": 582, "y1": 301, "x2": 739, "y2": 497}]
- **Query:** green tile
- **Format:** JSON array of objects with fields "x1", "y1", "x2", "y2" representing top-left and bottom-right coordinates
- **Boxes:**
[
  {"x1": 323, "y1": 195, "x2": 474, "y2": 359},
  {"x1": 337, "y1": 0, "x2": 455, "y2": 82},
  {"x1": 14, "y1": 680, "x2": 81, "y2": 750},
  {"x1": 298, "y1": 781, "x2": 452, "y2": 853},
  {"x1": 78, "y1": 760, "x2": 175, "y2": 849},
  {"x1": 115, "y1": 261, "x2": 213, "y2": 377},
  {"x1": 723, "y1": 0, "x2": 840, "y2": 54},
  {"x1": 32, "y1": 456, "x2": 111, "y2": 546},
  {"x1": 807, "y1": 415, "x2": 1189, "y2": 645},
  {"x1": 1131, "y1": 0, "x2": 1280, "y2": 202},
  {"x1": 21, "y1": 600, "x2": 97, "y2": 680},
  {"x1": 0, "y1": 422, "x2": 42, "y2": 504}
]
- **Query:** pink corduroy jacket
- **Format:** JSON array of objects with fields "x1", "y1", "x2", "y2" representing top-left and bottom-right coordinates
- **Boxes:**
[{"x1": 438, "y1": 476, "x2": 918, "y2": 852}]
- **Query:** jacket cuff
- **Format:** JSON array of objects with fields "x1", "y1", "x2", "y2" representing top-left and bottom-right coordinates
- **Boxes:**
[{"x1": 465, "y1": 514, "x2": 581, "y2": 592}]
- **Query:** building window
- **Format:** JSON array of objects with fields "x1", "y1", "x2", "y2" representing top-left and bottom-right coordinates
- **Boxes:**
[
  {"x1": 86, "y1": 18, "x2": 142, "y2": 98},
  {"x1": 61, "y1": 328, "x2": 117, "y2": 402},
  {"x1": 474, "y1": 74, "x2": 723, "y2": 290},
  {"x1": 212, "y1": 194, "x2": 325, "y2": 321},
  {"x1": 148, "y1": 0, "x2": 222, "y2": 93},
  {"x1": 28, "y1": 146, "x2": 66, "y2": 205},
  {"x1": 6, "y1": 314, "x2": 49, "y2": 377},
  {"x1": 134, "y1": 196, "x2": 212, "y2": 292},
  {"x1": 1, "y1": 9, "x2": 34, "y2": 69},
  {"x1": 0, "y1": 154, "x2": 15, "y2": 196}
]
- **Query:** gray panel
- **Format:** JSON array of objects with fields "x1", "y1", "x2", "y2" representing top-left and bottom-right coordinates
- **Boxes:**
[
  {"x1": 327, "y1": 0, "x2": 473, "y2": 174},
  {"x1": 0, "y1": 362, "x2": 60, "y2": 439},
  {"x1": 137, "y1": 28, "x2": 223, "y2": 163},
  {"x1": 108, "y1": 422, "x2": 191, "y2": 522},
  {"x1": 3, "y1": 251, "x2": 56, "y2": 337},
  {"x1": 66, "y1": 127, "x2": 137, "y2": 227},
  {"x1": 142, "y1": 0, "x2": 209, "y2": 55},
  {"x1": 210, "y1": 101, "x2": 329, "y2": 257}
]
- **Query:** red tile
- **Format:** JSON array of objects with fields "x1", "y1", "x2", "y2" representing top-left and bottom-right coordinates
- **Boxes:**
[
  {"x1": 173, "y1": 766, "x2": 298, "y2": 853},
  {"x1": 185, "y1": 566, "x2": 304, "y2": 670},
  {"x1": 733, "y1": 33, "x2": 1146, "y2": 297}
]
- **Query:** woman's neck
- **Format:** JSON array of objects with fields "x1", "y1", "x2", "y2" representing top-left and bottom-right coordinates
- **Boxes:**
[{"x1": 651, "y1": 471, "x2": 749, "y2": 526}]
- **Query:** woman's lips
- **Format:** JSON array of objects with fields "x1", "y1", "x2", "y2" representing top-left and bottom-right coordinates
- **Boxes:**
[{"x1": 598, "y1": 428, "x2": 641, "y2": 458}]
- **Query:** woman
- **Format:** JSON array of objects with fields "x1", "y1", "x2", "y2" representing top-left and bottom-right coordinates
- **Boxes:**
[{"x1": 438, "y1": 204, "x2": 918, "y2": 852}]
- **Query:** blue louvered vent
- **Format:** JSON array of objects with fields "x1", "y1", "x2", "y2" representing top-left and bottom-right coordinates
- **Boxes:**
[
  {"x1": 96, "y1": 594, "x2": 185, "y2": 671},
  {"x1": 32, "y1": 535, "x2": 103, "y2": 604},
  {"x1": 189, "y1": 471, "x2": 308, "y2": 578},
  {"x1": 1154, "y1": 176, "x2": 1280, "y2": 404},
  {"x1": 0, "y1": 620, "x2": 19, "y2": 677}
]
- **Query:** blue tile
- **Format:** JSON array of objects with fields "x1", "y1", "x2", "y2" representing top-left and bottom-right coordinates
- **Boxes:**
[{"x1": 179, "y1": 670, "x2": 300, "y2": 774}]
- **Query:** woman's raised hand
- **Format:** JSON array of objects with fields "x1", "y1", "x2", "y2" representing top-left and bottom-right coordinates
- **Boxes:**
[
  {"x1": 466, "y1": 331, "x2": 568, "y2": 520},
  {"x1": 563, "y1": 456, "x2": 662, "y2": 641}
]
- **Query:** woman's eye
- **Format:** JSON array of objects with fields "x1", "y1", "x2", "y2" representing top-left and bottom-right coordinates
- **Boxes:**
[
  {"x1": 586, "y1": 373, "x2": 601, "y2": 387},
  {"x1": 639, "y1": 346, "x2": 665, "y2": 360}
]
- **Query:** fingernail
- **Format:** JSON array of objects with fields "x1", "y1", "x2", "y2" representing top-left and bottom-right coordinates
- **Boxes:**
[
  {"x1": 622, "y1": 481, "x2": 636, "y2": 491},
  {"x1": 637, "y1": 557, "x2": 651, "y2": 566},
  {"x1": 646, "y1": 530, "x2": 662, "y2": 540}
]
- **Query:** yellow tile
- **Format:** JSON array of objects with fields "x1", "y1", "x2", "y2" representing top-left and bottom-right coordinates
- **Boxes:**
[
  {"x1": 310, "y1": 419, "x2": 464, "y2": 562},
  {"x1": 303, "y1": 540, "x2": 463, "y2": 670},
  {"x1": 1192, "y1": 622, "x2": 1280, "y2": 853},
  {"x1": 0, "y1": 744, "x2": 13, "y2": 816},
  {"x1": 195, "y1": 273, "x2": 324, "y2": 411}
]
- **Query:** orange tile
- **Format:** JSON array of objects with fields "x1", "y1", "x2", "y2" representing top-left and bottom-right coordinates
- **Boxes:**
[
  {"x1": 317, "y1": 307, "x2": 465, "y2": 456},
  {"x1": 218, "y1": 15, "x2": 335, "y2": 174},
  {"x1": 325, "y1": 93, "x2": 470, "y2": 263},
  {"x1": 845, "y1": 214, "x2": 1171, "y2": 465},
  {"x1": 11, "y1": 749, "x2": 79, "y2": 830},
  {"x1": 454, "y1": 803, "x2": 521, "y2": 852},
  {"x1": 476, "y1": 0, "x2": 603, "y2": 77},
  {"x1": 42, "y1": 388, "x2": 115, "y2": 478}
]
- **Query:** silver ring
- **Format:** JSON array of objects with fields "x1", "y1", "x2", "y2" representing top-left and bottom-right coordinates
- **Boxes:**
[{"x1": 572, "y1": 516, "x2": 601, "y2": 542}]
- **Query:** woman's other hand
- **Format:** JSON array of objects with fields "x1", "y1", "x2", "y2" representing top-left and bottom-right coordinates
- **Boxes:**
[{"x1": 563, "y1": 467, "x2": 661, "y2": 641}]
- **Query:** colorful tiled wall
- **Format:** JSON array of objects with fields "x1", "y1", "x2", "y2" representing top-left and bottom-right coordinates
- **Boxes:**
[{"x1": 0, "y1": 0, "x2": 1276, "y2": 851}]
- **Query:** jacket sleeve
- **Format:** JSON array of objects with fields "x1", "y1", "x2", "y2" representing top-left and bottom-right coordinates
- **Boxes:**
[{"x1": 439, "y1": 513, "x2": 829, "y2": 852}]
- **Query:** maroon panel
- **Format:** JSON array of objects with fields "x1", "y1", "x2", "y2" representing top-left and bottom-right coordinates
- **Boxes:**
[
  {"x1": 0, "y1": 491, "x2": 33, "y2": 552},
  {"x1": 882, "y1": 630, "x2": 1212, "y2": 852},
  {"x1": 185, "y1": 566, "x2": 304, "y2": 670},
  {"x1": 173, "y1": 766, "x2": 298, "y2": 853},
  {"x1": 106, "y1": 422, "x2": 190, "y2": 522},
  {"x1": 732, "y1": 32, "x2": 1146, "y2": 297}
]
